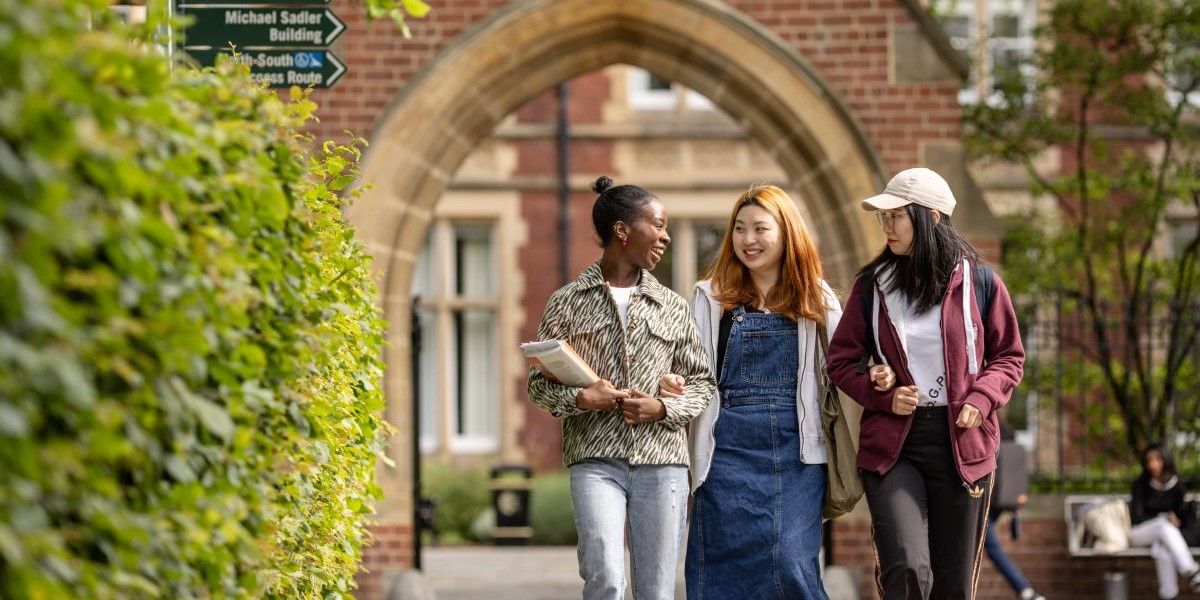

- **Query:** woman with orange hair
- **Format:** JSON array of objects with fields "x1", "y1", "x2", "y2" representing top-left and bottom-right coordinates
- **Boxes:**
[{"x1": 662, "y1": 184, "x2": 879, "y2": 599}]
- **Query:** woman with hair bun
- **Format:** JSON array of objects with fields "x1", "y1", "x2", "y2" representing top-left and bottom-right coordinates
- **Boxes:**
[{"x1": 528, "y1": 175, "x2": 716, "y2": 600}]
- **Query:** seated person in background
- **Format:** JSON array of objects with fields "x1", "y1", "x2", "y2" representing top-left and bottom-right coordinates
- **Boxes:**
[{"x1": 1130, "y1": 443, "x2": 1200, "y2": 600}]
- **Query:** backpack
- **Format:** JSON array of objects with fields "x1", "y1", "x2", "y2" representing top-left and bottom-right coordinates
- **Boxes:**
[
  {"x1": 991, "y1": 439, "x2": 1030, "y2": 513},
  {"x1": 855, "y1": 264, "x2": 995, "y2": 373}
]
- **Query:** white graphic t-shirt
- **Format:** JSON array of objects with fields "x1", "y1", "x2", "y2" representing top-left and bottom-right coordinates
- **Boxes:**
[{"x1": 900, "y1": 302, "x2": 947, "y2": 407}]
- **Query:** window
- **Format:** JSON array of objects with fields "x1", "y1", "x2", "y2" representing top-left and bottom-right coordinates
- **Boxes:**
[
  {"x1": 413, "y1": 221, "x2": 500, "y2": 454},
  {"x1": 943, "y1": 0, "x2": 1037, "y2": 105},
  {"x1": 1168, "y1": 219, "x2": 1198, "y2": 259},
  {"x1": 942, "y1": 15, "x2": 971, "y2": 52},
  {"x1": 626, "y1": 67, "x2": 714, "y2": 112},
  {"x1": 991, "y1": 12, "x2": 1021, "y2": 38},
  {"x1": 652, "y1": 219, "x2": 727, "y2": 294},
  {"x1": 1167, "y1": 37, "x2": 1200, "y2": 107},
  {"x1": 646, "y1": 72, "x2": 672, "y2": 91},
  {"x1": 693, "y1": 221, "x2": 727, "y2": 279}
]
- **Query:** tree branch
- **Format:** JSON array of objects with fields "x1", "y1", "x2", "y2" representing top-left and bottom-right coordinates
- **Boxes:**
[{"x1": 1073, "y1": 72, "x2": 1140, "y2": 449}]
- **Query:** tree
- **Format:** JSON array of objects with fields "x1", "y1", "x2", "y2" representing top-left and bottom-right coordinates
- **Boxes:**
[{"x1": 966, "y1": 0, "x2": 1200, "y2": 461}]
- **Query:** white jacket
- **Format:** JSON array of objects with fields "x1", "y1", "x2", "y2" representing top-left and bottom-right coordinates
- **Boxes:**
[{"x1": 687, "y1": 279, "x2": 843, "y2": 493}]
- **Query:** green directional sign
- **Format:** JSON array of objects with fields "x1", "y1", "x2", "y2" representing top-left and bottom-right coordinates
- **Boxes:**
[
  {"x1": 185, "y1": 48, "x2": 347, "y2": 88},
  {"x1": 178, "y1": 6, "x2": 346, "y2": 48}
]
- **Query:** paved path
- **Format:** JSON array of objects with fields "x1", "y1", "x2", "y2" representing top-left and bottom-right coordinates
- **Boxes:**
[
  {"x1": 421, "y1": 546, "x2": 684, "y2": 600},
  {"x1": 420, "y1": 545, "x2": 859, "y2": 600}
]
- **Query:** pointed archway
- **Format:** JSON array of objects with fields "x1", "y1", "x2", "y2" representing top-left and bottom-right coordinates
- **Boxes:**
[{"x1": 351, "y1": 0, "x2": 888, "y2": 542}]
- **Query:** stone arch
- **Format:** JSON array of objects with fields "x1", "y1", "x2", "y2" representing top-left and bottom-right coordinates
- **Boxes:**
[{"x1": 349, "y1": 0, "x2": 889, "y2": 522}]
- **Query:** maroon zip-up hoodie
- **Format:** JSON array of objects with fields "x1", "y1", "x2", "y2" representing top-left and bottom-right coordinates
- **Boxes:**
[{"x1": 826, "y1": 265, "x2": 1025, "y2": 486}]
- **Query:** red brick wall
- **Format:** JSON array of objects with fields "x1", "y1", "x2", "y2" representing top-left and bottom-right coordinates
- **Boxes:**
[
  {"x1": 313, "y1": 0, "x2": 505, "y2": 143},
  {"x1": 726, "y1": 0, "x2": 963, "y2": 172},
  {"x1": 516, "y1": 71, "x2": 611, "y2": 125},
  {"x1": 833, "y1": 512, "x2": 1199, "y2": 600},
  {"x1": 314, "y1": 0, "x2": 962, "y2": 173},
  {"x1": 356, "y1": 523, "x2": 414, "y2": 599}
]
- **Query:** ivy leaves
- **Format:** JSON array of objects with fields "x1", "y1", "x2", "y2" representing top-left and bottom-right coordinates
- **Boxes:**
[{"x1": 0, "y1": 1, "x2": 386, "y2": 597}]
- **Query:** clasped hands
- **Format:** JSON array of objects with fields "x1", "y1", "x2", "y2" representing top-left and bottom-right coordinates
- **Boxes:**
[
  {"x1": 869, "y1": 364, "x2": 982, "y2": 428},
  {"x1": 576, "y1": 379, "x2": 667, "y2": 425}
]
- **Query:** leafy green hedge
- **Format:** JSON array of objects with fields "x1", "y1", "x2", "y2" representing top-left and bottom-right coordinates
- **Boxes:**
[
  {"x1": 530, "y1": 471, "x2": 576, "y2": 546},
  {"x1": 0, "y1": 0, "x2": 387, "y2": 597},
  {"x1": 422, "y1": 461, "x2": 490, "y2": 544}
]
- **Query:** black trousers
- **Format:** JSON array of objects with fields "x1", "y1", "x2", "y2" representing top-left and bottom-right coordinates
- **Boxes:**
[{"x1": 862, "y1": 406, "x2": 992, "y2": 600}]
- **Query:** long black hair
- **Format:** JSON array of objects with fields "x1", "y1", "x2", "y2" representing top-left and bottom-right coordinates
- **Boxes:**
[
  {"x1": 858, "y1": 204, "x2": 984, "y2": 313},
  {"x1": 1141, "y1": 442, "x2": 1177, "y2": 480},
  {"x1": 591, "y1": 175, "x2": 655, "y2": 246}
]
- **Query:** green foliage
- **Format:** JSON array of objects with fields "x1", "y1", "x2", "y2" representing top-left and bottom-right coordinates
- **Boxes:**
[
  {"x1": 422, "y1": 460, "x2": 491, "y2": 544},
  {"x1": 364, "y1": 0, "x2": 431, "y2": 38},
  {"x1": 469, "y1": 508, "x2": 495, "y2": 542},
  {"x1": 967, "y1": 0, "x2": 1200, "y2": 459},
  {"x1": 0, "y1": 0, "x2": 387, "y2": 597},
  {"x1": 530, "y1": 471, "x2": 576, "y2": 546}
]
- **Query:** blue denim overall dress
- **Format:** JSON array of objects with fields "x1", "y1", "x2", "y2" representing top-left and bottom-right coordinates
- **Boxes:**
[{"x1": 685, "y1": 306, "x2": 828, "y2": 599}]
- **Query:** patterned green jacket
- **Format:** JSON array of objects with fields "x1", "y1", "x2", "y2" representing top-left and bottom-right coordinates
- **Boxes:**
[{"x1": 528, "y1": 261, "x2": 716, "y2": 467}]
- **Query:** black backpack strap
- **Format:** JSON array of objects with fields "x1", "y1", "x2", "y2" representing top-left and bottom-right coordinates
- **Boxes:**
[
  {"x1": 856, "y1": 269, "x2": 881, "y2": 374},
  {"x1": 972, "y1": 265, "x2": 995, "y2": 329},
  {"x1": 857, "y1": 265, "x2": 994, "y2": 374}
]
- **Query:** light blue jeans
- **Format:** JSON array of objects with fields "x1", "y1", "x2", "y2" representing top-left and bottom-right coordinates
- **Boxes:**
[{"x1": 570, "y1": 458, "x2": 688, "y2": 600}]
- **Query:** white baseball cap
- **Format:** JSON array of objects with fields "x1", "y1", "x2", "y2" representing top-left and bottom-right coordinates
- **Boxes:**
[{"x1": 861, "y1": 167, "x2": 957, "y2": 216}]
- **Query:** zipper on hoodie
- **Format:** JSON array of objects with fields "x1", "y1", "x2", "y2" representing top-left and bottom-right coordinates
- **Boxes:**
[
  {"x1": 941, "y1": 296, "x2": 968, "y2": 488},
  {"x1": 940, "y1": 271, "x2": 977, "y2": 490},
  {"x1": 872, "y1": 279, "x2": 919, "y2": 474}
]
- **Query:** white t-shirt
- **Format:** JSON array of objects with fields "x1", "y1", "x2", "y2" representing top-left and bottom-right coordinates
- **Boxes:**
[
  {"x1": 609, "y1": 285, "x2": 639, "y2": 329},
  {"x1": 900, "y1": 301, "x2": 948, "y2": 407}
]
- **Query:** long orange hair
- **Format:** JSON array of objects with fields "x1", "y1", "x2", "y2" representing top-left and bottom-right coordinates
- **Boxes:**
[{"x1": 706, "y1": 184, "x2": 828, "y2": 324}]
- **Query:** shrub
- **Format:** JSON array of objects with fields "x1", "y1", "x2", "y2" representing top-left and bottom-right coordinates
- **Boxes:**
[
  {"x1": 421, "y1": 460, "x2": 491, "y2": 544},
  {"x1": 421, "y1": 464, "x2": 577, "y2": 546},
  {"x1": 0, "y1": 0, "x2": 387, "y2": 597},
  {"x1": 530, "y1": 471, "x2": 576, "y2": 546}
]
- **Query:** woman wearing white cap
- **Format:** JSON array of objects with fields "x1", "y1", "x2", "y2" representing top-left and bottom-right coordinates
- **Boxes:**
[{"x1": 825, "y1": 167, "x2": 1026, "y2": 600}]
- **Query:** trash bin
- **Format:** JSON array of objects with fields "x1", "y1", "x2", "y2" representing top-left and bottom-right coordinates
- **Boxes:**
[
  {"x1": 1103, "y1": 570, "x2": 1128, "y2": 600},
  {"x1": 490, "y1": 464, "x2": 533, "y2": 545}
]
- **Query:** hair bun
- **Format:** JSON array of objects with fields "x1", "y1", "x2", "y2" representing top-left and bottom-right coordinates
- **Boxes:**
[{"x1": 592, "y1": 175, "x2": 614, "y2": 194}]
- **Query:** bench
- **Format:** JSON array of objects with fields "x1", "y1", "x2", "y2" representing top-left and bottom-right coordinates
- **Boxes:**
[{"x1": 1065, "y1": 494, "x2": 1200, "y2": 558}]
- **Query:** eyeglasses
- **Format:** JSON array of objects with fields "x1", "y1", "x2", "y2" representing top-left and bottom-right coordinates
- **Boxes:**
[{"x1": 875, "y1": 210, "x2": 908, "y2": 228}]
